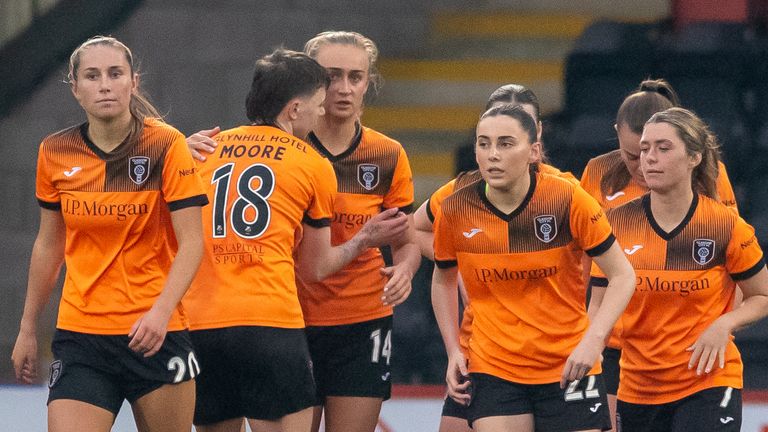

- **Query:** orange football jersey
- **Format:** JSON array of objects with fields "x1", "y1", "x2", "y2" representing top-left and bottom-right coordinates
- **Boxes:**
[
  {"x1": 184, "y1": 125, "x2": 337, "y2": 330},
  {"x1": 36, "y1": 119, "x2": 208, "y2": 334},
  {"x1": 298, "y1": 125, "x2": 414, "y2": 326},
  {"x1": 434, "y1": 170, "x2": 614, "y2": 384},
  {"x1": 582, "y1": 150, "x2": 739, "y2": 349},
  {"x1": 592, "y1": 194, "x2": 763, "y2": 404}
]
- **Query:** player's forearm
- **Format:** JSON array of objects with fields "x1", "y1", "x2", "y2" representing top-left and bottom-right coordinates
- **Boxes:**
[
  {"x1": 19, "y1": 239, "x2": 64, "y2": 334},
  {"x1": 432, "y1": 267, "x2": 461, "y2": 355},
  {"x1": 586, "y1": 270, "x2": 634, "y2": 341},
  {"x1": 153, "y1": 237, "x2": 203, "y2": 316},
  {"x1": 392, "y1": 241, "x2": 421, "y2": 276}
]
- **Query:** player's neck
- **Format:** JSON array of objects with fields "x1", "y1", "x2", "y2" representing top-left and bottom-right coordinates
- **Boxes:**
[
  {"x1": 485, "y1": 174, "x2": 531, "y2": 215},
  {"x1": 649, "y1": 186, "x2": 694, "y2": 233},
  {"x1": 86, "y1": 113, "x2": 132, "y2": 153},
  {"x1": 313, "y1": 116, "x2": 358, "y2": 156}
]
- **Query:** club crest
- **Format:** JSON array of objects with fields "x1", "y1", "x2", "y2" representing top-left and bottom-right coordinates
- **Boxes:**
[
  {"x1": 357, "y1": 163, "x2": 379, "y2": 191},
  {"x1": 534, "y1": 215, "x2": 557, "y2": 243},
  {"x1": 129, "y1": 156, "x2": 150, "y2": 185},
  {"x1": 49, "y1": 360, "x2": 62, "y2": 388},
  {"x1": 693, "y1": 239, "x2": 715, "y2": 265}
]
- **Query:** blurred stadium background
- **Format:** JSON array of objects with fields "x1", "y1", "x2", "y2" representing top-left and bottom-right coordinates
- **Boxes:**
[{"x1": 2, "y1": 0, "x2": 768, "y2": 429}]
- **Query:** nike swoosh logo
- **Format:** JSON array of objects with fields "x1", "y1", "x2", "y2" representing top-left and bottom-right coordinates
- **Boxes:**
[
  {"x1": 605, "y1": 191, "x2": 625, "y2": 201},
  {"x1": 590, "y1": 403, "x2": 602, "y2": 412},
  {"x1": 624, "y1": 245, "x2": 643, "y2": 255},
  {"x1": 463, "y1": 228, "x2": 482, "y2": 238},
  {"x1": 720, "y1": 417, "x2": 734, "y2": 424},
  {"x1": 63, "y1": 167, "x2": 82, "y2": 177}
]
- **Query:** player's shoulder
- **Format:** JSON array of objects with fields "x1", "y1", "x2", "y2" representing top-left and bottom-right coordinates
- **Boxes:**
[
  {"x1": 361, "y1": 126, "x2": 405, "y2": 153},
  {"x1": 141, "y1": 117, "x2": 185, "y2": 142},
  {"x1": 41, "y1": 123, "x2": 83, "y2": 150},
  {"x1": 584, "y1": 150, "x2": 622, "y2": 178},
  {"x1": 455, "y1": 170, "x2": 482, "y2": 190}
]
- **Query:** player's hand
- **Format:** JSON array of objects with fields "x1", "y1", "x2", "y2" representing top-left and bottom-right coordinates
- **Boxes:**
[
  {"x1": 446, "y1": 350, "x2": 472, "y2": 406},
  {"x1": 360, "y1": 208, "x2": 408, "y2": 248},
  {"x1": 380, "y1": 264, "x2": 413, "y2": 306},
  {"x1": 186, "y1": 126, "x2": 220, "y2": 161},
  {"x1": 687, "y1": 316, "x2": 732, "y2": 375},
  {"x1": 561, "y1": 333, "x2": 603, "y2": 388},
  {"x1": 128, "y1": 306, "x2": 171, "y2": 357},
  {"x1": 11, "y1": 330, "x2": 38, "y2": 384}
]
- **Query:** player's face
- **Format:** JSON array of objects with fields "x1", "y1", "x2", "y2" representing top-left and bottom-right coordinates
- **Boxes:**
[
  {"x1": 639, "y1": 122, "x2": 701, "y2": 194},
  {"x1": 616, "y1": 123, "x2": 647, "y2": 188},
  {"x1": 314, "y1": 44, "x2": 370, "y2": 121},
  {"x1": 475, "y1": 115, "x2": 540, "y2": 191},
  {"x1": 293, "y1": 87, "x2": 327, "y2": 139},
  {"x1": 71, "y1": 45, "x2": 136, "y2": 123}
]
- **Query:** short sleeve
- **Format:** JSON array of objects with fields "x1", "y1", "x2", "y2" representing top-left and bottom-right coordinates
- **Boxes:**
[
  {"x1": 304, "y1": 157, "x2": 337, "y2": 228},
  {"x1": 162, "y1": 133, "x2": 209, "y2": 211},
  {"x1": 433, "y1": 205, "x2": 457, "y2": 268},
  {"x1": 570, "y1": 184, "x2": 615, "y2": 257},
  {"x1": 427, "y1": 179, "x2": 457, "y2": 224},
  {"x1": 382, "y1": 146, "x2": 414, "y2": 214},
  {"x1": 36, "y1": 140, "x2": 60, "y2": 210},
  {"x1": 716, "y1": 161, "x2": 738, "y2": 214},
  {"x1": 726, "y1": 216, "x2": 765, "y2": 281}
]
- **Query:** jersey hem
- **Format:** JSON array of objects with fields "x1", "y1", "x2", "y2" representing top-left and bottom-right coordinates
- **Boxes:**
[
  {"x1": 618, "y1": 380, "x2": 743, "y2": 405},
  {"x1": 302, "y1": 310, "x2": 393, "y2": 327}
]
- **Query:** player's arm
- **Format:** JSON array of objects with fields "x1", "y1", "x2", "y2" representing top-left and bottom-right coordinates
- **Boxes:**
[
  {"x1": 688, "y1": 268, "x2": 768, "y2": 375},
  {"x1": 562, "y1": 242, "x2": 635, "y2": 387},
  {"x1": 296, "y1": 208, "x2": 408, "y2": 283},
  {"x1": 12, "y1": 208, "x2": 66, "y2": 383},
  {"x1": 432, "y1": 264, "x2": 471, "y2": 405},
  {"x1": 382, "y1": 213, "x2": 421, "y2": 306},
  {"x1": 128, "y1": 206, "x2": 204, "y2": 357},
  {"x1": 413, "y1": 199, "x2": 435, "y2": 260}
]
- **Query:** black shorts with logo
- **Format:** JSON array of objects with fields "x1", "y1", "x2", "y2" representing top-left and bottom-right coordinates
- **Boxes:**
[
  {"x1": 602, "y1": 347, "x2": 621, "y2": 395},
  {"x1": 617, "y1": 386, "x2": 741, "y2": 432},
  {"x1": 305, "y1": 315, "x2": 393, "y2": 401},
  {"x1": 48, "y1": 329, "x2": 198, "y2": 414},
  {"x1": 468, "y1": 372, "x2": 611, "y2": 431},
  {"x1": 190, "y1": 326, "x2": 316, "y2": 425}
]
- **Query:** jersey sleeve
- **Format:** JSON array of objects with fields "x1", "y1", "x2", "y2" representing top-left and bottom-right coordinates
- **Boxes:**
[
  {"x1": 570, "y1": 184, "x2": 615, "y2": 257},
  {"x1": 162, "y1": 133, "x2": 209, "y2": 211},
  {"x1": 726, "y1": 216, "x2": 765, "y2": 281},
  {"x1": 382, "y1": 146, "x2": 414, "y2": 214},
  {"x1": 433, "y1": 205, "x2": 457, "y2": 268},
  {"x1": 303, "y1": 157, "x2": 337, "y2": 228},
  {"x1": 35, "y1": 140, "x2": 61, "y2": 210},
  {"x1": 427, "y1": 179, "x2": 457, "y2": 224},
  {"x1": 716, "y1": 161, "x2": 738, "y2": 214}
]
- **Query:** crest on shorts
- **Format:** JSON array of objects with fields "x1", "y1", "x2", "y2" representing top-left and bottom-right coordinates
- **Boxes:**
[
  {"x1": 357, "y1": 163, "x2": 379, "y2": 191},
  {"x1": 693, "y1": 239, "x2": 716, "y2": 265},
  {"x1": 48, "y1": 360, "x2": 62, "y2": 388},
  {"x1": 129, "y1": 156, "x2": 150, "y2": 185},
  {"x1": 534, "y1": 215, "x2": 557, "y2": 243}
]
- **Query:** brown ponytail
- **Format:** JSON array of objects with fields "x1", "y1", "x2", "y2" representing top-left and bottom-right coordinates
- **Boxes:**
[{"x1": 601, "y1": 79, "x2": 680, "y2": 196}]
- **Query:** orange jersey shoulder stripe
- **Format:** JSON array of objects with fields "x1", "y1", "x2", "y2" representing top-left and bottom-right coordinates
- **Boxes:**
[
  {"x1": 298, "y1": 126, "x2": 414, "y2": 326},
  {"x1": 37, "y1": 119, "x2": 207, "y2": 334},
  {"x1": 434, "y1": 170, "x2": 614, "y2": 384},
  {"x1": 184, "y1": 125, "x2": 336, "y2": 330}
]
